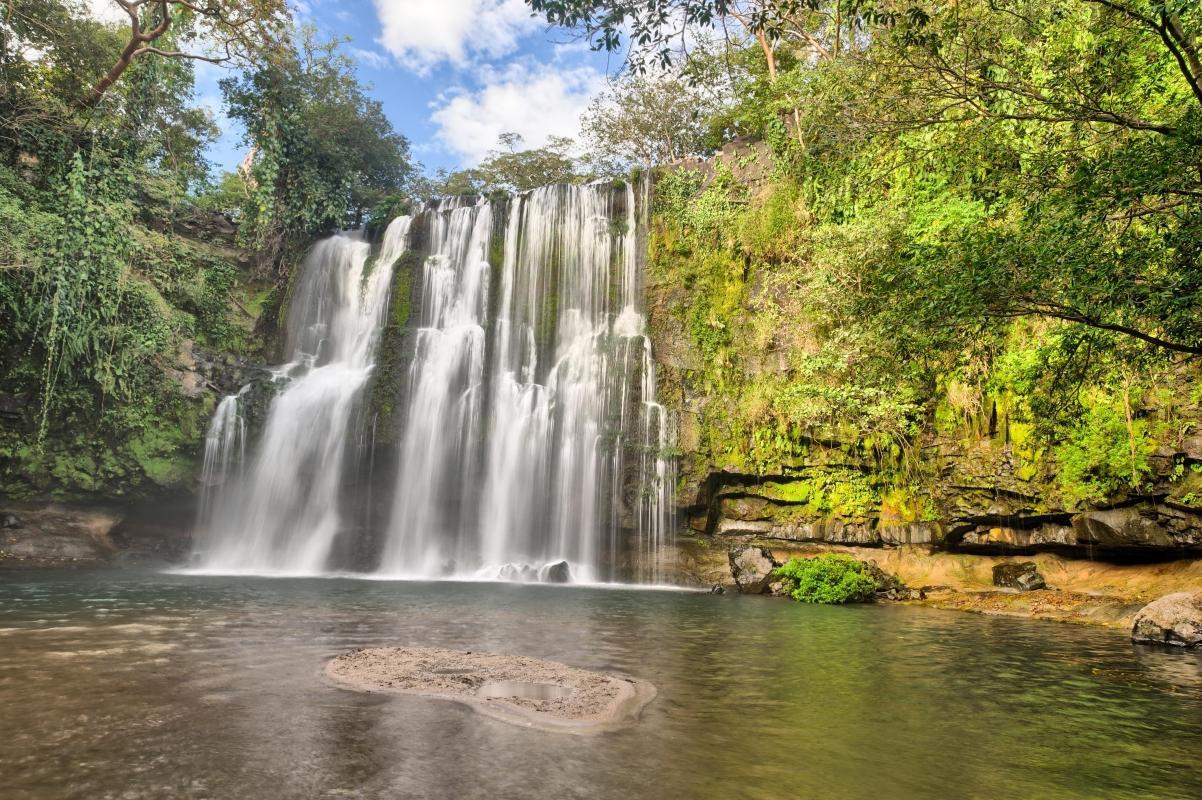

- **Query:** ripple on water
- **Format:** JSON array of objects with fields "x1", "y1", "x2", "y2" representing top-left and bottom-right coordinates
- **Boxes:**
[{"x1": 0, "y1": 572, "x2": 1199, "y2": 800}]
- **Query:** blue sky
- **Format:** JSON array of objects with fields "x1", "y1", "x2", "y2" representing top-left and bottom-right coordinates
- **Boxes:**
[{"x1": 192, "y1": 0, "x2": 622, "y2": 176}]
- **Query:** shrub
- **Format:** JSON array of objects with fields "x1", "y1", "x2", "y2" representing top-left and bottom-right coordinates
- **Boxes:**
[{"x1": 774, "y1": 555, "x2": 878, "y2": 604}]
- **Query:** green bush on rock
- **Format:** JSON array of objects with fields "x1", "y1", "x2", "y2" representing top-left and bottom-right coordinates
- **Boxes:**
[{"x1": 774, "y1": 555, "x2": 878, "y2": 605}]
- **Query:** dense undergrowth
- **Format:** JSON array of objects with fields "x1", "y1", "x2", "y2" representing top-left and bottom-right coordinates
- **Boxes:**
[
  {"x1": 0, "y1": 4, "x2": 411, "y2": 500},
  {"x1": 773, "y1": 555, "x2": 879, "y2": 604}
]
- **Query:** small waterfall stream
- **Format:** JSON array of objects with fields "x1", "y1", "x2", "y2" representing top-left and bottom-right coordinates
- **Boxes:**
[
  {"x1": 193, "y1": 219, "x2": 411, "y2": 573},
  {"x1": 193, "y1": 183, "x2": 673, "y2": 582}
]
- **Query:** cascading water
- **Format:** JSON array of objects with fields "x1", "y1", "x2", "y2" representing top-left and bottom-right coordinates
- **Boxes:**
[
  {"x1": 196, "y1": 390, "x2": 246, "y2": 535},
  {"x1": 378, "y1": 183, "x2": 674, "y2": 582},
  {"x1": 190, "y1": 182, "x2": 673, "y2": 583},
  {"x1": 192, "y1": 218, "x2": 411, "y2": 573}
]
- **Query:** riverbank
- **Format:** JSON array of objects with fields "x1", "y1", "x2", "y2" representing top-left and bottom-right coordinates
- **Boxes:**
[
  {"x1": 5, "y1": 499, "x2": 1202, "y2": 634},
  {"x1": 676, "y1": 536, "x2": 1202, "y2": 631}
]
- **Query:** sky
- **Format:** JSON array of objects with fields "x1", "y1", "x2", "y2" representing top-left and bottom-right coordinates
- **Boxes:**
[{"x1": 192, "y1": 0, "x2": 625, "y2": 176}]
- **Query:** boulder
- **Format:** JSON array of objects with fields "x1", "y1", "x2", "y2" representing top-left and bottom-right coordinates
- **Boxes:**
[
  {"x1": 1131, "y1": 592, "x2": 1202, "y2": 648},
  {"x1": 1, "y1": 513, "x2": 21, "y2": 529},
  {"x1": 540, "y1": 561, "x2": 571, "y2": 584},
  {"x1": 992, "y1": 561, "x2": 1047, "y2": 591},
  {"x1": 728, "y1": 546, "x2": 779, "y2": 594},
  {"x1": 498, "y1": 563, "x2": 538, "y2": 582}
]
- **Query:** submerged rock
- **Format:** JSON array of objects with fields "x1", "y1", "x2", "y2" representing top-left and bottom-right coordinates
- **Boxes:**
[
  {"x1": 992, "y1": 562, "x2": 1047, "y2": 591},
  {"x1": 728, "y1": 546, "x2": 779, "y2": 594},
  {"x1": 326, "y1": 646, "x2": 656, "y2": 734},
  {"x1": 1132, "y1": 592, "x2": 1202, "y2": 648}
]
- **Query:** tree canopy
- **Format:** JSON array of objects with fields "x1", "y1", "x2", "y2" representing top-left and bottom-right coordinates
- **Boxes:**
[{"x1": 222, "y1": 28, "x2": 414, "y2": 268}]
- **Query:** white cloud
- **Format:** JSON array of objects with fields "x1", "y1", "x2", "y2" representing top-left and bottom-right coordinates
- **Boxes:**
[
  {"x1": 372, "y1": 0, "x2": 539, "y2": 73},
  {"x1": 430, "y1": 61, "x2": 605, "y2": 165},
  {"x1": 351, "y1": 48, "x2": 391, "y2": 70}
]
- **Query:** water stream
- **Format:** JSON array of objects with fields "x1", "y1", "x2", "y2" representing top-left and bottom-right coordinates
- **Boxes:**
[{"x1": 194, "y1": 218, "x2": 410, "y2": 574}]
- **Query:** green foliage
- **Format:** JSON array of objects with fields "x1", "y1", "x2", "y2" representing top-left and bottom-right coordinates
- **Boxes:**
[
  {"x1": 0, "y1": 1, "x2": 274, "y2": 499},
  {"x1": 428, "y1": 133, "x2": 590, "y2": 195},
  {"x1": 774, "y1": 555, "x2": 878, "y2": 604},
  {"x1": 1055, "y1": 396, "x2": 1153, "y2": 506},
  {"x1": 223, "y1": 27, "x2": 414, "y2": 270}
]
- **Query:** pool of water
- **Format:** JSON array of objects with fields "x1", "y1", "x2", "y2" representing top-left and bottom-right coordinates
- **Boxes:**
[{"x1": 1, "y1": 570, "x2": 1200, "y2": 799}]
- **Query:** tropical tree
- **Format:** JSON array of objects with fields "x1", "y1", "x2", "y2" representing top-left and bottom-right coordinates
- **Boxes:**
[
  {"x1": 582, "y1": 72, "x2": 724, "y2": 167},
  {"x1": 222, "y1": 28, "x2": 414, "y2": 269},
  {"x1": 80, "y1": 0, "x2": 288, "y2": 107},
  {"x1": 431, "y1": 133, "x2": 589, "y2": 195}
]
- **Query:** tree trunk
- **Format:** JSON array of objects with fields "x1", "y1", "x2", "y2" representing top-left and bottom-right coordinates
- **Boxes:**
[
  {"x1": 79, "y1": 39, "x2": 142, "y2": 108},
  {"x1": 756, "y1": 30, "x2": 777, "y2": 80}
]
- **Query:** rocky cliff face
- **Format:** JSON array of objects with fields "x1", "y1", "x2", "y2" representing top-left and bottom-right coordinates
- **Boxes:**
[{"x1": 645, "y1": 144, "x2": 1202, "y2": 574}]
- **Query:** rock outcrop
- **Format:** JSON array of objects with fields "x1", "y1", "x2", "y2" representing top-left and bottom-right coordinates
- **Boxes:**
[
  {"x1": 728, "y1": 546, "x2": 779, "y2": 594},
  {"x1": 1131, "y1": 592, "x2": 1202, "y2": 647},
  {"x1": 992, "y1": 562, "x2": 1047, "y2": 591}
]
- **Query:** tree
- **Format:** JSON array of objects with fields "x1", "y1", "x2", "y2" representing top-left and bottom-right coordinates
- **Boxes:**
[
  {"x1": 223, "y1": 28, "x2": 414, "y2": 269},
  {"x1": 525, "y1": 1, "x2": 908, "y2": 70},
  {"x1": 79, "y1": 0, "x2": 288, "y2": 107},
  {"x1": 582, "y1": 72, "x2": 723, "y2": 168},
  {"x1": 430, "y1": 133, "x2": 588, "y2": 195}
]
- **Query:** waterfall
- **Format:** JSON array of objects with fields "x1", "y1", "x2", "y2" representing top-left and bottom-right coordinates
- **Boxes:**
[
  {"x1": 379, "y1": 198, "x2": 493, "y2": 577},
  {"x1": 189, "y1": 181, "x2": 674, "y2": 583},
  {"x1": 196, "y1": 390, "x2": 246, "y2": 534},
  {"x1": 192, "y1": 218, "x2": 411, "y2": 574},
  {"x1": 378, "y1": 183, "x2": 675, "y2": 582}
]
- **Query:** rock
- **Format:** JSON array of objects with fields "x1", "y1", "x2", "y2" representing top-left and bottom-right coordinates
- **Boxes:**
[
  {"x1": 1072, "y1": 508, "x2": 1176, "y2": 549},
  {"x1": 1, "y1": 513, "x2": 21, "y2": 529},
  {"x1": 0, "y1": 529, "x2": 108, "y2": 563},
  {"x1": 992, "y1": 561, "x2": 1047, "y2": 591},
  {"x1": 709, "y1": 584, "x2": 725, "y2": 595},
  {"x1": 728, "y1": 546, "x2": 779, "y2": 594},
  {"x1": 498, "y1": 563, "x2": 538, "y2": 582},
  {"x1": 862, "y1": 560, "x2": 910, "y2": 599},
  {"x1": 1131, "y1": 592, "x2": 1202, "y2": 648},
  {"x1": 541, "y1": 561, "x2": 571, "y2": 583}
]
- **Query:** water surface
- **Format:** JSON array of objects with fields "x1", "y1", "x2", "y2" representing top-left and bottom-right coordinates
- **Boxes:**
[{"x1": 1, "y1": 571, "x2": 1200, "y2": 799}]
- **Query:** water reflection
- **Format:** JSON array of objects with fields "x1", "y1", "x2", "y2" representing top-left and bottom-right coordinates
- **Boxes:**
[{"x1": 0, "y1": 571, "x2": 1200, "y2": 800}]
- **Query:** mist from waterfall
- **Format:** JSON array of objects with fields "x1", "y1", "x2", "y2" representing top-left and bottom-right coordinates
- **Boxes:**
[{"x1": 192, "y1": 218, "x2": 411, "y2": 573}]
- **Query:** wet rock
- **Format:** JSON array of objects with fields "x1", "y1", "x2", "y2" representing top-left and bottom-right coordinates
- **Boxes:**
[
  {"x1": 709, "y1": 584, "x2": 725, "y2": 595},
  {"x1": 1, "y1": 513, "x2": 22, "y2": 529},
  {"x1": 992, "y1": 562, "x2": 1047, "y2": 591},
  {"x1": 1072, "y1": 508, "x2": 1176, "y2": 549},
  {"x1": 0, "y1": 528, "x2": 109, "y2": 563},
  {"x1": 728, "y1": 546, "x2": 779, "y2": 594},
  {"x1": 498, "y1": 563, "x2": 538, "y2": 582},
  {"x1": 1131, "y1": 592, "x2": 1202, "y2": 648},
  {"x1": 541, "y1": 561, "x2": 571, "y2": 584}
]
